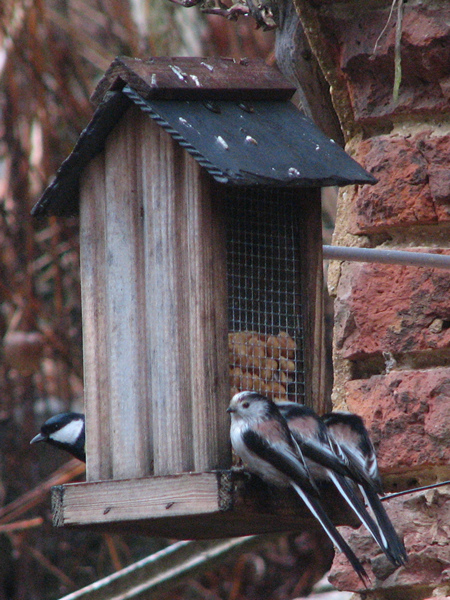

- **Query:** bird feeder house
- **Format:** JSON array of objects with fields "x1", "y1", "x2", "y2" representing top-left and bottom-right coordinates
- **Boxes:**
[{"x1": 32, "y1": 56, "x2": 375, "y2": 538}]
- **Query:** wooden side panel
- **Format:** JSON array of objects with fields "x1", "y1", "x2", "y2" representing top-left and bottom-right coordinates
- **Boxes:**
[
  {"x1": 140, "y1": 114, "x2": 230, "y2": 475},
  {"x1": 104, "y1": 107, "x2": 151, "y2": 479},
  {"x1": 297, "y1": 190, "x2": 325, "y2": 413},
  {"x1": 185, "y1": 169, "x2": 230, "y2": 472},
  {"x1": 79, "y1": 153, "x2": 112, "y2": 481},
  {"x1": 79, "y1": 107, "x2": 230, "y2": 481},
  {"x1": 141, "y1": 117, "x2": 194, "y2": 476}
]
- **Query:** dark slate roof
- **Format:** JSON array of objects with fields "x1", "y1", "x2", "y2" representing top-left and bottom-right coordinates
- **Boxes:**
[{"x1": 32, "y1": 57, "x2": 376, "y2": 216}]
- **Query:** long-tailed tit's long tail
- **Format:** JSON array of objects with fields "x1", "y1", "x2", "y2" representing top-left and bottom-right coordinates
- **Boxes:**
[
  {"x1": 361, "y1": 484, "x2": 408, "y2": 566},
  {"x1": 290, "y1": 482, "x2": 370, "y2": 588},
  {"x1": 328, "y1": 470, "x2": 406, "y2": 566}
]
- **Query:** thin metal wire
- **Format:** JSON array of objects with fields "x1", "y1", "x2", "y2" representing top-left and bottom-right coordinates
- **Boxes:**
[
  {"x1": 225, "y1": 188, "x2": 305, "y2": 402},
  {"x1": 381, "y1": 480, "x2": 450, "y2": 502}
]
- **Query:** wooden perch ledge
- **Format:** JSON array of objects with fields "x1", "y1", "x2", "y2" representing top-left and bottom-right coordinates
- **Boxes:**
[{"x1": 52, "y1": 470, "x2": 358, "y2": 539}]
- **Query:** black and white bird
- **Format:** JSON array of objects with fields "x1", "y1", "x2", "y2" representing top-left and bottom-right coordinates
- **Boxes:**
[
  {"x1": 30, "y1": 412, "x2": 86, "y2": 462},
  {"x1": 277, "y1": 402, "x2": 405, "y2": 567},
  {"x1": 227, "y1": 391, "x2": 369, "y2": 586},
  {"x1": 322, "y1": 411, "x2": 407, "y2": 566}
]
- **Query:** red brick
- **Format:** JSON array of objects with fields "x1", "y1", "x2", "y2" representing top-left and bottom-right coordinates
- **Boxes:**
[
  {"x1": 318, "y1": 6, "x2": 450, "y2": 122},
  {"x1": 334, "y1": 255, "x2": 450, "y2": 360},
  {"x1": 343, "y1": 369, "x2": 450, "y2": 474},
  {"x1": 349, "y1": 133, "x2": 450, "y2": 234},
  {"x1": 350, "y1": 136, "x2": 435, "y2": 233},
  {"x1": 330, "y1": 488, "x2": 450, "y2": 592},
  {"x1": 417, "y1": 134, "x2": 450, "y2": 219}
]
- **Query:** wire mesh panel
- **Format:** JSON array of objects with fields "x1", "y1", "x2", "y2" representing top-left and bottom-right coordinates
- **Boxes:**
[{"x1": 225, "y1": 187, "x2": 306, "y2": 403}]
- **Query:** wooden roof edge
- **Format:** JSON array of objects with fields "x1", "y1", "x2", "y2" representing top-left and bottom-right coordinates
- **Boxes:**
[{"x1": 90, "y1": 56, "x2": 296, "y2": 106}]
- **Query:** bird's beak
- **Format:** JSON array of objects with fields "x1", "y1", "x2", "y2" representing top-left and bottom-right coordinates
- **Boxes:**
[
  {"x1": 30, "y1": 433, "x2": 46, "y2": 445},
  {"x1": 226, "y1": 407, "x2": 234, "y2": 414}
]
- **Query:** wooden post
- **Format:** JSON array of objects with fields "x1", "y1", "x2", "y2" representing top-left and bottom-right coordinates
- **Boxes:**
[
  {"x1": 140, "y1": 112, "x2": 230, "y2": 475},
  {"x1": 185, "y1": 174, "x2": 230, "y2": 472},
  {"x1": 297, "y1": 192, "x2": 325, "y2": 412},
  {"x1": 80, "y1": 153, "x2": 112, "y2": 482},
  {"x1": 141, "y1": 119, "x2": 194, "y2": 476},
  {"x1": 104, "y1": 109, "x2": 150, "y2": 480}
]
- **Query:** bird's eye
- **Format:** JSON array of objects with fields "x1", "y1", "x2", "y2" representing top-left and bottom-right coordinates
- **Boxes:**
[{"x1": 242, "y1": 401, "x2": 250, "y2": 409}]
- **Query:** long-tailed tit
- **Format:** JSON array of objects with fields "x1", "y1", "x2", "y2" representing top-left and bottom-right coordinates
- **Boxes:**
[
  {"x1": 30, "y1": 412, "x2": 86, "y2": 462},
  {"x1": 227, "y1": 391, "x2": 369, "y2": 586},
  {"x1": 278, "y1": 402, "x2": 405, "y2": 567},
  {"x1": 322, "y1": 411, "x2": 407, "y2": 566}
]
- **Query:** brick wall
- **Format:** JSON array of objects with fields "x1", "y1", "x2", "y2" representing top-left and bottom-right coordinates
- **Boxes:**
[{"x1": 304, "y1": 0, "x2": 450, "y2": 597}]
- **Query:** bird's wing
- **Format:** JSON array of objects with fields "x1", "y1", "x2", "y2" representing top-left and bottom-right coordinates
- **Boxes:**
[
  {"x1": 327, "y1": 436, "x2": 375, "y2": 489},
  {"x1": 296, "y1": 437, "x2": 358, "y2": 480},
  {"x1": 242, "y1": 429, "x2": 318, "y2": 496}
]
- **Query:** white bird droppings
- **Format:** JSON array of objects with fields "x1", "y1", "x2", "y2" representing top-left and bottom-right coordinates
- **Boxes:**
[{"x1": 216, "y1": 135, "x2": 229, "y2": 150}]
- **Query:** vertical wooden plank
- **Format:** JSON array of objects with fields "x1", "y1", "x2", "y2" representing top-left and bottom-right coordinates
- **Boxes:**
[
  {"x1": 141, "y1": 117, "x2": 194, "y2": 476},
  {"x1": 186, "y1": 173, "x2": 230, "y2": 472},
  {"x1": 79, "y1": 152, "x2": 112, "y2": 481},
  {"x1": 297, "y1": 191, "x2": 325, "y2": 413},
  {"x1": 104, "y1": 107, "x2": 151, "y2": 479}
]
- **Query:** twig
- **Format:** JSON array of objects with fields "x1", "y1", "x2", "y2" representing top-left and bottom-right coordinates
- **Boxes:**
[
  {"x1": 0, "y1": 459, "x2": 85, "y2": 524},
  {"x1": 373, "y1": 0, "x2": 398, "y2": 54},
  {"x1": 22, "y1": 541, "x2": 76, "y2": 588},
  {"x1": 103, "y1": 534, "x2": 123, "y2": 572},
  {"x1": 0, "y1": 517, "x2": 43, "y2": 533},
  {"x1": 392, "y1": 0, "x2": 404, "y2": 105}
]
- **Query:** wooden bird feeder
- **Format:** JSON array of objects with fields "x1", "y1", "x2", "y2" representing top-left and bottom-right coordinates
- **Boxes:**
[{"x1": 32, "y1": 56, "x2": 375, "y2": 538}]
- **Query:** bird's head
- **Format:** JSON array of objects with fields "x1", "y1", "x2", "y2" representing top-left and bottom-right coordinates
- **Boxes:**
[
  {"x1": 227, "y1": 391, "x2": 274, "y2": 423},
  {"x1": 30, "y1": 412, "x2": 85, "y2": 461}
]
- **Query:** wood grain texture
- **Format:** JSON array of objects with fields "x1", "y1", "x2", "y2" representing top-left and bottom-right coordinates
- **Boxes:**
[
  {"x1": 104, "y1": 107, "x2": 150, "y2": 479},
  {"x1": 80, "y1": 152, "x2": 112, "y2": 481},
  {"x1": 91, "y1": 56, "x2": 295, "y2": 105},
  {"x1": 275, "y1": 0, "x2": 344, "y2": 145},
  {"x1": 186, "y1": 173, "x2": 230, "y2": 472},
  {"x1": 297, "y1": 191, "x2": 325, "y2": 412},
  {"x1": 78, "y1": 107, "x2": 231, "y2": 480},
  {"x1": 141, "y1": 114, "x2": 194, "y2": 476},
  {"x1": 51, "y1": 471, "x2": 357, "y2": 539},
  {"x1": 139, "y1": 112, "x2": 230, "y2": 475}
]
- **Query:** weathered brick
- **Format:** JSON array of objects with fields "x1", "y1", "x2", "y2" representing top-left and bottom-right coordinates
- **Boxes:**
[
  {"x1": 349, "y1": 133, "x2": 450, "y2": 234},
  {"x1": 343, "y1": 368, "x2": 450, "y2": 474},
  {"x1": 329, "y1": 488, "x2": 450, "y2": 593},
  {"x1": 417, "y1": 133, "x2": 450, "y2": 218},
  {"x1": 334, "y1": 255, "x2": 450, "y2": 360},
  {"x1": 318, "y1": 5, "x2": 450, "y2": 121}
]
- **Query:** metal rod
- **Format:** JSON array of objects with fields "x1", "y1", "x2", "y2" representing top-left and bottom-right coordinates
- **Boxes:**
[
  {"x1": 381, "y1": 480, "x2": 450, "y2": 501},
  {"x1": 57, "y1": 536, "x2": 261, "y2": 600},
  {"x1": 323, "y1": 245, "x2": 450, "y2": 270}
]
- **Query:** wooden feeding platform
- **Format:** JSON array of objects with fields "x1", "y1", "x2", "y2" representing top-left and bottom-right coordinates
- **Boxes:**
[
  {"x1": 51, "y1": 472, "x2": 358, "y2": 538},
  {"x1": 33, "y1": 56, "x2": 375, "y2": 538}
]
